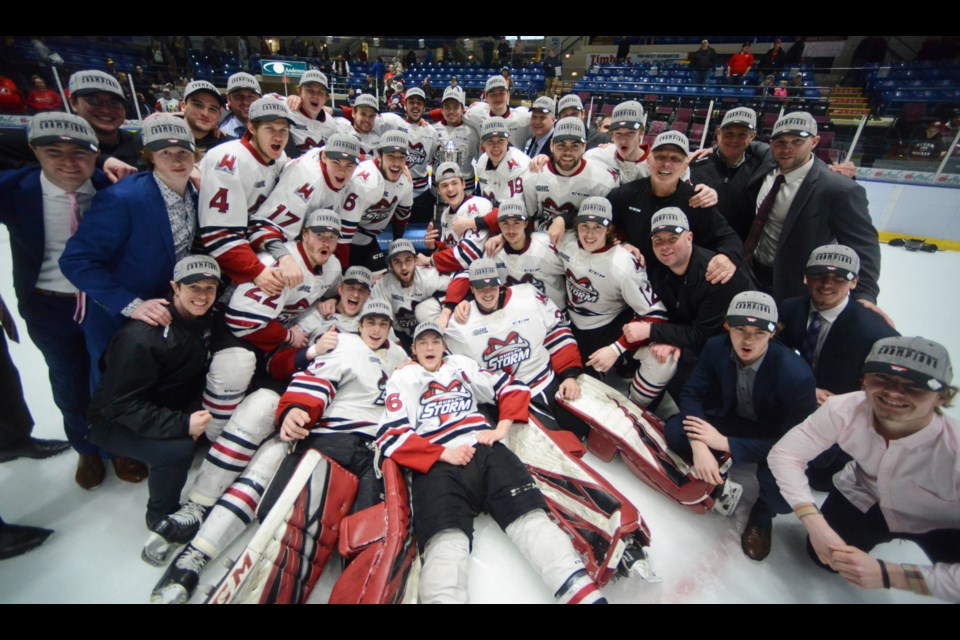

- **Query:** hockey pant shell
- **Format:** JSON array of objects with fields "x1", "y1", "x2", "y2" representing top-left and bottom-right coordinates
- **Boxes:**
[
  {"x1": 202, "y1": 343, "x2": 259, "y2": 440},
  {"x1": 330, "y1": 458, "x2": 419, "y2": 604},
  {"x1": 190, "y1": 389, "x2": 280, "y2": 506},
  {"x1": 207, "y1": 451, "x2": 358, "y2": 604},
  {"x1": 664, "y1": 413, "x2": 789, "y2": 525},
  {"x1": 558, "y1": 375, "x2": 726, "y2": 514},
  {"x1": 505, "y1": 415, "x2": 649, "y2": 587}
]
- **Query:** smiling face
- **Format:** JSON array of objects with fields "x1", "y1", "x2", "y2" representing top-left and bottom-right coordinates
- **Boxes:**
[
  {"x1": 183, "y1": 92, "x2": 222, "y2": 135},
  {"x1": 771, "y1": 134, "x2": 819, "y2": 174},
  {"x1": 648, "y1": 147, "x2": 687, "y2": 191},
  {"x1": 652, "y1": 229, "x2": 693, "y2": 273},
  {"x1": 322, "y1": 153, "x2": 357, "y2": 190},
  {"x1": 717, "y1": 124, "x2": 756, "y2": 164},
  {"x1": 338, "y1": 281, "x2": 371, "y2": 317},
  {"x1": 486, "y1": 87, "x2": 509, "y2": 114},
  {"x1": 405, "y1": 95, "x2": 425, "y2": 122},
  {"x1": 249, "y1": 120, "x2": 290, "y2": 162},
  {"x1": 482, "y1": 135, "x2": 509, "y2": 164},
  {"x1": 227, "y1": 88, "x2": 259, "y2": 122},
  {"x1": 805, "y1": 272, "x2": 857, "y2": 311},
  {"x1": 863, "y1": 372, "x2": 943, "y2": 434},
  {"x1": 70, "y1": 91, "x2": 125, "y2": 137},
  {"x1": 577, "y1": 220, "x2": 609, "y2": 253},
  {"x1": 552, "y1": 139, "x2": 585, "y2": 173},
  {"x1": 728, "y1": 325, "x2": 773, "y2": 366},
  {"x1": 437, "y1": 176, "x2": 465, "y2": 208},
  {"x1": 412, "y1": 331, "x2": 445, "y2": 372},
  {"x1": 500, "y1": 217, "x2": 527, "y2": 250},
  {"x1": 150, "y1": 146, "x2": 196, "y2": 193},
  {"x1": 353, "y1": 105, "x2": 378, "y2": 134},
  {"x1": 172, "y1": 279, "x2": 218, "y2": 320},
  {"x1": 298, "y1": 83, "x2": 328, "y2": 118},
  {"x1": 471, "y1": 283, "x2": 500, "y2": 313},
  {"x1": 389, "y1": 252, "x2": 417, "y2": 286},
  {"x1": 32, "y1": 142, "x2": 98, "y2": 192},
  {"x1": 379, "y1": 150, "x2": 407, "y2": 182},
  {"x1": 442, "y1": 98, "x2": 464, "y2": 125},
  {"x1": 301, "y1": 228, "x2": 338, "y2": 267},
  {"x1": 360, "y1": 315, "x2": 391, "y2": 350},
  {"x1": 530, "y1": 111, "x2": 555, "y2": 138}
]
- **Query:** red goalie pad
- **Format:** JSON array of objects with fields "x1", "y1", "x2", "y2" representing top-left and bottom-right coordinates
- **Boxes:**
[{"x1": 328, "y1": 458, "x2": 418, "y2": 604}]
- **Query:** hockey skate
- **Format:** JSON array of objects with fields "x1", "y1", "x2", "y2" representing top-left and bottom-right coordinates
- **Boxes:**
[
  {"x1": 151, "y1": 545, "x2": 210, "y2": 604},
  {"x1": 142, "y1": 533, "x2": 180, "y2": 567},
  {"x1": 150, "y1": 501, "x2": 209, "y2": 545}
]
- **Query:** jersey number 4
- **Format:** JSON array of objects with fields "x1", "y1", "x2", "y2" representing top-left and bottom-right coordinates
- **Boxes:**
[{"x1": 209, "y1": 188, "x2": 230, "y2": 214}]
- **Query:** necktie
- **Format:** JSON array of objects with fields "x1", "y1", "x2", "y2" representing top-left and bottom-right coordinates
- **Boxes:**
[
  {"x1": 525, "y1": 137, "x2": 537, "y2": 157},
  {"x1": 67, "y1": 192, "x2": 87, "y2": 323},
  {"x1": 743, "y1": 173, "x2": 786, "y2": 266},
  {"x1": 801, "y1": 311, "x2": 822, "y2": 367}
]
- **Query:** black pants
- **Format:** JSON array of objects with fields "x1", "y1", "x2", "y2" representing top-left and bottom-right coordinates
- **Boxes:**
[{"x1": 0, "y1": 329, "x2": 33, "y2": 450}]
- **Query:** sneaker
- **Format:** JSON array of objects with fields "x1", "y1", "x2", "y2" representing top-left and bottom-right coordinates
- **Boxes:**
[
  {"x1": 151, "y1": 545, "x2": 209, "y2": 604},
  {"x1": 150, "y1": 501, "x2": 208, "y2": 544}
]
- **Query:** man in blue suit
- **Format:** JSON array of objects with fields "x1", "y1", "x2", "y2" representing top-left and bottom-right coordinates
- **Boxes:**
[
  {"x1": 664, "y1": 291, "x2": 818, "y2": 561},
  {"x1": 0, "y1": 112, "x2": 115, "y2": 489},
  {"x1": 60, "y1": 115, "x2": 201, "y2": 395}
]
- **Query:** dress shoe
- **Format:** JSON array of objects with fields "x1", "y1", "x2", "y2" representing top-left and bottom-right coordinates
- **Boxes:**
[
  {"x1": 0, "y1": 522, "x2": 54, "y2": 560},
  {"x1": 112, "y1": 457, "x2": 148, "y2": 483},
  {"x1": 0, "y1": 437, "x2": 71, "y2": 463},
  {"x1": 76, "y1": 454, "x2": 106, "y2": 490},
  {"x1": 741, "y1": 523, "x2": 773, "y2": 561}
]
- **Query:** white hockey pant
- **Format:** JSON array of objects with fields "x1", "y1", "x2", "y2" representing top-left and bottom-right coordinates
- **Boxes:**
[
  {"x1": 202, "y1": 347, "x2": 257, "y2": 439},
  {"x1": 629, "y1": 345, "x2": 678, "y2": 407}
]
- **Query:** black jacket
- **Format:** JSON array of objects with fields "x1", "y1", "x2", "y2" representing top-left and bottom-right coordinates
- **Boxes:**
[
  {"x1": 648, "y1": 245, "x2": 751, "y2": 356},
  {"x1": 689, "y1": 141, "x2": 776, "y2": 241},
  {"x1": 607, "y1": 178, "x2": 743, "y2": 269},
  {"x1": 88, "y1": 301, "x2": 212, "y2": 441}
]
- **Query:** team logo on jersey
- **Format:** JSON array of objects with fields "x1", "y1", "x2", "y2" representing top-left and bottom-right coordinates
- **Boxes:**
[
  {"x1": 507, "y1": 158, "x2": 519, "y2": 170},
  {"x1": 363, "y1": 197, "x2": 398, "y2": 224},
  {"x1": 375, "y1": 372, "x2": 388, "y2": 406},
  {"x1": 295, "y1": 183, "x2": 315, "y2": 203},
  {"x1": 408, "y1": 142, "x2": 427, "y2": 167},
  {"x1": 481, "y1": 331, "x2": 531, "y2": 373},
  {"x1": 215, "y1": 154, "x2": 237, "y2": 175},
  {"x1": 276, "y1": 299, "x2": 313, "y2": 325},
  {"x1": 419, "y1": 379, "x2": 473, "y2": 419},
  {"x1": 541, "y1": 199, "x2": 577, "y2": 224},
  {"x1": 396, "y1": 306, "x2": 417, "y2": 330},
  {"x1": 565, "y1": 270, "x2": 599, "y2": 305},
  {"x1": 506, "y1": 273, "x2": 545, "y2": 295}
]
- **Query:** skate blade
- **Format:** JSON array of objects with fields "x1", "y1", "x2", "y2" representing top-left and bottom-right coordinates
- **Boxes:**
[
  {"x1": 150, "y1": 583, "x2": 190, "y2": 605},
  {"x1": 141, "y1": 533, "x2": 181, "y2": 567},
  {"x1": 626, "y1": 548, "x2": 662, "y2": 583},
  {"x1": 712, "y1": 480, "x2": 743, "y2": 517}
]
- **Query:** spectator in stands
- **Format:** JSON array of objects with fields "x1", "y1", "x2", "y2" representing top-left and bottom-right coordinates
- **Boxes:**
[
  {"x1": 483, "y1": 37, "x2": 495, "y2": 67},
  {"x1": 788, "y1": 73, "x2": 805, "y2": 98},
  {"x1": 405, "y1": 47, "x2": 417, "y2": 68},
  {"x1": 727, "y1": 42, "x2": 754, "y2": 84},
  {"x1": 26, "y1": 75, "x2": 63, "y2": 114},
  {"x1": 147, "y1": 38, "x2": 167, "y2": 77},
  {"x1": 155, "y1": 84, "x2": 178, "y2": 113},
  {"x1": 543, "y1": 48, "x2": 560, "y2": 97},
  {"x1": 172, "y1": 36, "x2": 191, "y2": 74},
  {"x1": 372, "y1": 56, "x2": 386, "y2": 85},
  {"x1": 497, "y1": 37, "x2": 511, "y2": 64},
  {"x1": 616, "y1": 36, "x2": 630, "y2": 63},
  {"x1": 784, "y1": 36, "x2": 806, "y2": 65},
  {"x1": 512, "y1": 37, "x2": 525, "y2": 68},
  {"x1": 757, "y1": 74, "x2": 776, "y2": 97},
  {"x1": 910, "y1": 121, "x2": 948, "y2": 161},
  {"x1": 500, "y1": 67, "x2": 513, "y2": 91},
  {"x1": 688, "y1": 40, "x2": 717, "y2": 85},
  {"x1": 586, "y1": 115, "x2": 611, "y2": 150},
  {"x1": 219, "y1": 72, "x2": 261, "y2": 139},
  {"x1": 333, "y1": 55, "x2": 350, "y2": 80},
  {"x1": 758, "y1": 38, "x2": 785, "y2": 77},
  {"x1": 363, "y1": 74, "x2": 377, "y2": 97},
  {"x1": 421, "y1": 77, "x2": 435, "y2": 105},
  {"x1": 448, "y1": 75, "x2": 459, "y2": 91}
]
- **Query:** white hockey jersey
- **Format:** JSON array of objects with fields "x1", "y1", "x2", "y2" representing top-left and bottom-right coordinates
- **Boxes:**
[
  {"x1": 224, "y1": 241, "x2": 341, "y2": 352},
  {"x1": 296, "y1": 307, "x2": 400, "y2": 345},
  {"x1": 431, "y1": 195, "x2": 493, "y2": 273},
  {"x1": 444, "y1": 284, "x2": 580, "y2": 395},
  {"x1": 336, "y1": 114, "x2": 408, "y2": 157},
  {"x1": 555, "y1": 235, "x2": 667, "y2": 331},
  {"x1": 433, "y1": 120, "x2": 480, "y2": 186},
  {"x1": 199, "y1": 137, "x2": 287, "y2": 281},
  {"x1": 248, "y1": 147, "x2": 346, "y2": 252},
  {"x1": 376, "y1": 354, "x2": 530, "y2": 472},
  {"x1": 522, "y1": 159, "x2": 619, "y2": 231},
  {"x1": 289, "y1": 107, "x2": 340, "y2": 153},
  {"x1": 341, "y1": 158, "x2": 414, "y2": 247},
  {"x1": 464, "y1": 102, "x2": 532, "y2": 150},
  {"x1": 370, "y1": 267, "x2": 451, "y2": 336},
  {"x1": 382, "y1": 113, "x2": 438, "y2": 196},
  {"x1": 490, "y1": 232, "x2": 567, "y2": 311},
  {"x1": 476, "y1": 147, "x2": 530, "y2": 206},
  {"x1": 584, "y1": 145, "x2": 651, "y2": 185},
  {"x1": 278, "y1": 333, "x2": 408, "y2": 437}
]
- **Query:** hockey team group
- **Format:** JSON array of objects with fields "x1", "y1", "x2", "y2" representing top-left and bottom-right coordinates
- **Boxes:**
[{"x1": 1, "y1": 66, "x2": 957, "y2": 604}]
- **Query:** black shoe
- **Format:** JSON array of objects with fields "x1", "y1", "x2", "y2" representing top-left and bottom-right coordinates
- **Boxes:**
[
  {"x1": 0, "y1": 437, "x2": 71, "y2": 463},
  {"x1": 0, "y1": 522, "x2": 54, "y2": 560}
]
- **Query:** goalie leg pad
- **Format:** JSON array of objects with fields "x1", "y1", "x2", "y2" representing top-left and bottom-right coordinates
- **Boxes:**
[
  {"x1": 629, "y1": 346, "x2": 678, "y2": 408},
  {"x1": 190, "y1": 389, "x2": 280, "y2": 506},
  {"x1": 504, "y1": 415, "x2": 649, "y2": 586},
  {"x1": 559, "y1": 375, "x2": 729, "y2": 514},
  {"x1": 329, "y1": 458, "x2": 418, "y2": 604},
  {"x1": 202, "y1": 347, "x2": 258, "y2": 441},
  {"x1": 418, "y1": 528, "x2": 470, "y2": 604}
]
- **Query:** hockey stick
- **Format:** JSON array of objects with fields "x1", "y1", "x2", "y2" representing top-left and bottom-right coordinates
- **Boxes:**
[{"x1": 206, "y1": 449, "x2": 324, "y2": 604}]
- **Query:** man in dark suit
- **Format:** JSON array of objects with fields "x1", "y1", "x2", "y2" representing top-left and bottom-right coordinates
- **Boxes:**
[
  {"x1": 0, "y1": 113, "x2": 113, "y2": 488},
  {"x1": 524, "y1": 95, "x2": 555, "y2": 159},
  {"x1": 742, "y1": 112, "x2": 881, "y2": 306},
  {"x1": 778, "y1": 244, "x2": 900, "y2": 405},
  {"x1": 664, "y1": 291, "x2": 818, "y2": 561}
]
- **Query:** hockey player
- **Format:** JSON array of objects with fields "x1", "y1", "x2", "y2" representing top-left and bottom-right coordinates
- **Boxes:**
[
  {"x1": 152, "y1": 301, "x2": 408, "y2": 604},
  {"x1": 557, "y1": 94, "x2": 586, "y2": 122},
  {"x1": 248, "y1": 133, "x2": 360, "y2": 286},
  {"x1": 370, "y1": 239, "x2": 449, "y2": 346},
  {"x1": 287, "y1": 70, "x2": 340, "y2": 156},
  {"x1": 557, "y1": 197, "x2": 676, "y2": 408},
  {"x1": 179, "y1": 80, "x2": 234, "y2": 152},
  {"x1": 475, "y1": 117, "x2": 530, "y2": 206},
  {"x1": 463, "y1": 75, "x2": 532, "y2": 150},
  {"x1": 202, "y1": 210, "x2": 342, "y2": 438},
  {"x1": 432, "y1": 86, "x2": 480, "y2": 196},
  {"x1": 583, "y1": 100, "x2": 650, "y2": 184},
  {"x1": 198, "y1": 96, "x2": 296, "y2": 290},
  {"x1": 219, "y1": 72, "x2": 262, "y2": 139},
  {"x1": 380, "y1": 87, "x2": 438, "y2": 224},
  {"x1": 338, "y1": 130, "x2": 414, "y2": 272},
  {"x1": 376, "y1": 321, "x2": 605, "y2": 604},
  {"x1": 335, "y1": 93, "x2": 407, "y2": 157},
  {"x1": 422, "y1": 162, "x2": 492, "y2": 274}
]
